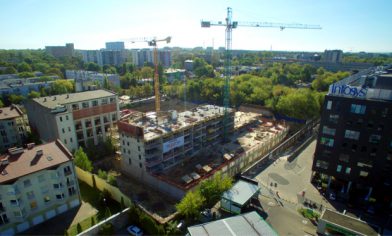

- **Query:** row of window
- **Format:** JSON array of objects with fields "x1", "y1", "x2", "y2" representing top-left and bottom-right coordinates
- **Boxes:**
[{"x1": 71, "y1": 97, "x2": 116, "y2": 111}]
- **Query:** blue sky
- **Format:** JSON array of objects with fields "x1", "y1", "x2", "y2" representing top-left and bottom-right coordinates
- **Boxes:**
[{"x1": 1, "y1": 0, "x2": 391, "y2": 52}]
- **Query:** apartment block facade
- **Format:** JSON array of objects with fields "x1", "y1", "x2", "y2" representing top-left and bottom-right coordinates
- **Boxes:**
[
  {"x1": 0, "y1": 105, "x2": 28, "y2": 152},
  {"x1": 25, "y1": 90, "x2": 119, "y2": 153},
  {"x1": 65, "y1": 70, "x2": 120, "y2": 92},
  {"x1": 45, "y1": 43, "x2": 75, "y2": 58},
  {"x1": 0, "y1": 140, "x2": 80, "y2": 235},
  {"x1": 312, "y1": 65, "x2": 392, "y2": 209}
]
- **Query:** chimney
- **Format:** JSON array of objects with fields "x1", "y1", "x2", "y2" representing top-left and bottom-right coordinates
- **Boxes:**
[
  {"x1": 8, "y1": 147, "x2": 24, "y2": 155},
  {"x1": 36, "y1": 150, "x2": 43, "y2": 156},
  {"x1": 66, "y1": 94, "x2": 69, "y2": 99},
  {"x1": 53, "y1": 96, "x2": 56, "y2": 101},
  {"x1": 27, "y1": 143, "x2": 35, "y2": 149},
  {"x1": 0, "y1": 157, "x2": 9, "y2": 167},
  {"x1": 43, "y1": 98, "x2": 47, "y2": 102}
]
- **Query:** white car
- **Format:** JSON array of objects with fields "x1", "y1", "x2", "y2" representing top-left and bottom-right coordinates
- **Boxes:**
[{"x1": 127, "y1": 225, "x2": 143, "y2": 236}]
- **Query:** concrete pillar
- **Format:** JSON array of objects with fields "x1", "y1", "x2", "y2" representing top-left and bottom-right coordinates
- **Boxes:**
[
  {"x1": 327, "y1": 176, "x2": 332, "y2": 188},
  {"x1": 365, "y1": 187, "x2": 373, "y2": 201},
  {"x1": 346, "y1": 181, "x2": 352, "y2": 193}
]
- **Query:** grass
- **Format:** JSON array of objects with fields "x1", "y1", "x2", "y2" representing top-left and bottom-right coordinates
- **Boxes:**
[{"x1": 66, "y1": 181, "x2": 122, "y2": 235}]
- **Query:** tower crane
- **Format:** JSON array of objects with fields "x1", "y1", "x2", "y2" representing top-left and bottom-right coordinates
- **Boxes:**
[
  {"x1": 129, "y1": 36, "x2": 171, "y2": 122},
  {"x1": 201, "y1": 7, "x2": 321, "y2": 142}
]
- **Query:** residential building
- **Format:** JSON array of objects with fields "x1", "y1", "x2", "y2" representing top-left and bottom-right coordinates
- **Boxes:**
[
  {"x1": 25, "y1": 90, "x2": 119, "y2": 153},
  {"x1": 312, "y1": 65, "x2": 392, "y2": 210},
  {"x1": 0, "y1": 140, "x2": 81, "y2": 235},
  {"x1": 0, "y1": 76, "x2": 59, "y2": 96},
  {"x1": 165, "y1": 68, "x2": 185, "y2": 83},
  {"x1": 45, "y1": 43, "x2": 75, "y2": 58},
  {"x1": 221, "y1": 179, "x2": 260, "y2": 214},
  {"x1": 119, "y1": 105, "x2": 288, "y2": 199},
  {"x1": 323, "y1": 49, "x2": 343, "y2": 63},
  {"x1": 187, "y1": 211, "x2": 277, "y2": 236},
  {"x1": 184, "y1": 59, "x2": 194, "y2": 71},
  {"x1": 99, "y1": 50, "x2": 125, "y2": 66},
  {"x1": 0, "y1": 105, "x2": 29, "y2": 153},
  {"x1": 65, "y1": 70, "x2": 120, "y2": 92},
  {"x1": 131, "y1": 49, "x2": 171, "y2": 67},
  {"x1": 158, "y1": 49, "x2": 172, "y2": 68},
  {"x1": 79, "y1": 50, "x2": 100, "y2": 64},
  {"x1": 105, "y1": 42, "x2": 125, "y2": 51}
]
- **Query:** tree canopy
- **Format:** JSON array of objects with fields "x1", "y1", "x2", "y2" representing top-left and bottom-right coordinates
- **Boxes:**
[{"x1": 74, "y1": 147, "x2": 93, "y2": 172}]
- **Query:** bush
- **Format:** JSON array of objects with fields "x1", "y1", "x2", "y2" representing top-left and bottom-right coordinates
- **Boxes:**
[
  {"x1": 98, "y1": 169, "x2": 108, "y2": 180},
  {"x1": 298, "y1": 208, "x2": 320, "y2": 221},
  {"x1": 76, "y1": 223, "x2": 82, "y2": 234},
  {"x1": 107, "y1": 173, "x2": 117, "y2": 186},
  {"x1": 98, "y1": 223, "x2": 114, "y2": 235}
]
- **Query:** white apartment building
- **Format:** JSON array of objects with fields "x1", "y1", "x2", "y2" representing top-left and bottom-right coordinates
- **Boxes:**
[
  {"x1": 0, "y1": 105, "x2": 29, "y2": 152},
  {"x1": 0, "y1": 140, "x2": 80, "y2": 235},
  {"x1": 25, "y1": 90, "x2": 119, "y2": 153}
]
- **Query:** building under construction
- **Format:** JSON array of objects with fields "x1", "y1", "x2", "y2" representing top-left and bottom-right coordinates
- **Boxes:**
[{"x1": 118, "y1": 105, "x2": 288, "y2": 199}]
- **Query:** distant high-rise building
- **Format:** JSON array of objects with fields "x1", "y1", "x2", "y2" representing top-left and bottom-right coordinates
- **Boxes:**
[
  {"x1": 100, "y1": 50, "x2": 125, "y2": 66},
  {"x1": 131, "y1": 49, "x2": 171, "y2": 68},
  {"x1": 312, "y1": 65, "x2": 392, "y2": 210},
  {"x1": 45, "y1": 43, "x2": 75, "y2": 58},
  {"x1": 80, "y1": 50, "x2": 100, "y2": 64},
  {"x1": 184, "y1": 60, "x2": 194, "y2": 71},
  {"x1": 105, "y1": 42, "x2": 125, "y2": 51},
  {"x1": 323, "y1": 50, "x2": 343, "y2": 63}
]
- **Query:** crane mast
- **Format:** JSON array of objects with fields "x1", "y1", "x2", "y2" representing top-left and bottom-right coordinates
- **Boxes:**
[
  {"x1": 129, "y1": 36, "x2": 171, "y2": 123},
  {"x1": 202, "y1": 7, "x2": 321, "y2": 142}
]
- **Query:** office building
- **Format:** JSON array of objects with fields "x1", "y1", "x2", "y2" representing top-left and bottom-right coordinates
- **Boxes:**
[
  {"x1": 45, "y1": 43, "x2": 75, "y2": 58},
  {"x1": 0, "y1": 140, "x2": 81, "y2": 235},
  {"x1": 0, "y1": 105, "x2": 29, "y2": 152},
  {"x1": 105, "y1": 42, "x2": 125, "y2": 51},
  {"x1": 65, "y1": 70, "x2": 120, "y2": 92},
  {"x1": 312, "y1": 65, "x2": 392, "y2": 209},
  {"x1": 25, "y1": 90, "x2": 119, "y2": 153},
  {"x1": 323, "y1": 50, "x2": 343, "y2": 63}
]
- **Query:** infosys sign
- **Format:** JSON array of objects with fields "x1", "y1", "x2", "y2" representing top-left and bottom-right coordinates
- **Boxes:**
[{"x1": 330, "y1": 84, "x2": 367, "y2": 97}]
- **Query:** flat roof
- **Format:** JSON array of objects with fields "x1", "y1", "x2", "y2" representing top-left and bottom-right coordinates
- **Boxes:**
[
  {"x1": 33, "y1": 89, "x2": 116, "y2": 109},
  {"x1": 0, "y1": 105, "x2": 23, "y2": 120},
  {"x1": 122, "y1": 105, "x2": 234, "y2": 141},
  {"x1": 187, "y1": 211, "x2": 276, "y2": 236},
  {"x1": 321, "y1": 209, "x2": 379, "y2": 236},
  {"x1": 222, "y1": 180, "x2": 260, "y2": 206},
  {"x1": 0, "y1": 140, "x2": 73, "y2": 183}
]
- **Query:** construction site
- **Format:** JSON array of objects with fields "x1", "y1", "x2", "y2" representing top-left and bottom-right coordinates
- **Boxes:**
[{"x1": 118, "y1": 103, "x2": 288, "y2": 199}]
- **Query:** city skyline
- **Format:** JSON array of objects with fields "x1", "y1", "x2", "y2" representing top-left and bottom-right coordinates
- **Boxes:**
[{"x1": 1, "y1": 0, "x2": 392, "y2": 53}]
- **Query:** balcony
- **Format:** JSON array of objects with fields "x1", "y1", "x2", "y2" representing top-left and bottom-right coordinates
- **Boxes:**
[
  {"x1": 64, "y1": 170, "x2": 72, "y2": 176},
  {"x1": 67, "y1": 180, "x2": 75, "y2": 186},
  {"x1": 75, "y1": 123, "x2": 82, "y2": 131}
]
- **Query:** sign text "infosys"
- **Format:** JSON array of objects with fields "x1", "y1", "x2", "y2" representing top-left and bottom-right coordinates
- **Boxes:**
[{"x1": 331, "y1": 84, "x2": 367, "y2": 97}]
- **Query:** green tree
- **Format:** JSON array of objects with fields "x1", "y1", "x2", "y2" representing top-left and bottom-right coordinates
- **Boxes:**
[
  {"x1": 98, "y1": 169, "x2": 108, "y2": 180},
  {"x1": 87, "y1": 62, "x2": 101, "y2": 72},
  {"x1": 275, "y1": 89, "x2": 320, "y2": 120},
  {"x1": 199, "y1": 173, "x2": 233, "y2": 207},
  {"x1": 5, "y1": 66, "x2": 17, "y2": 74},
  {"x1": 0, "y1": 99, "x2": 4, "y2": 108},
  {"x1": 141, "y1": 66, "x2": 154, "y2": 78},
  {"x1": 176, "y1": 190, "x2": 205, "y2": 220},
  {"x1": 17, "y1": 62, "x2": 32, "y2": 72},
  {"x1": 74, "y1": 147, "x2": 93, "y2": 172},
  {"x1": 28, "y1": 91, "x2": 41, "y2": 99},
  {"x1": 50, "y1": 79, "x2": 74, "y2": 94},
  {"x1": 8, "y1": 94, "x2": 25, "y2": 104}
]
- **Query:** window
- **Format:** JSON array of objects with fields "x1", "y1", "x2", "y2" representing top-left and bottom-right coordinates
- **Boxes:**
[
  {"x1": 0, "y1": 213, "x2": 9, "y2": 225},
  {"x1": 316, "y1": 160, "x2": 329, "y2": 170},
  {"x1": 357, "y1": 162, "x2": 373, "y2": 168},
  {"x1": 344, "y1": 130, "x2": 360, "y2": 140},
  {"x1": 64, "y1": 139, "x2": 67, "y2": 144},
  {"x1": 14, "y1": 211, "x2": 22, "y2": 217},
  {"x1": 26, "y1": 191, "x2": 35, "y2": 200},
  {"x1": 23, "y1": 179, "x2": 32, "y2": 188},
  {"x1": 359, "y1": 171, "x2": 369, "y2": 177},
  {"x1": 336, "y1": 165, "x2": 342, "y2": 172},
  {"x1": 92, "y1": 100, "x2": 98, "y2": 107},
  {"x1": 139, "y1": 163, "x2": 142, "y2": 168},
  {"x1": 138, "y1": 146, "x2": 141, "y2": 151},
  {"x1": 322, "y1": 126, "x2": 336, "y2": 136},
  {"x1": 350, "y1": 104, "x2": 366, "y2": 114},
  {"x1": 53, "y1": 183, "x2": 62, "y2": 189},
  {"x1": 70, "y1": 138, "x2": 73, "y2": 143},
  {"x1": 62, "y1": 128, "x2": 65, "y2": 133},
  {"x1": 369, "y1": 134, "x2": 381, "y2": 144},
  {"x1": 72, "y1": 104, "x2": 79, "y2": 111},
  {"x1": 112, "y1": 114, "x2": 117, "y2": 121},
  {"x1": 320, "y1": 137, "x2": 334, "y2": 147},
  {"x1": 101, "y1": 98, "x2": 108, "y2": 105},
  {"x1": 68, "y1": 127, "x2": 71, "y2": 132},
  {"x1": 339, "y1": 154, "x2": 350, "y2": 163},
  {"x1": 345, "y1": 167, "x2": 351, "y2": 174},
  {"x1": 82, "y1": 102, "x2": 89, "y2": 108},
  {"x1": 127, "y1": 142, "x2": 129, "y2": 146},
  {"x1": 66, "y1": 115, "x2": 69, "y2": 121},
  {"x1": 59, "y1": 116, "x2": 63, "y2": 122},
  {"x1": 68, "y1": 187, "x2": 76, "y2": 196},
  {"x1": 56, "y1": 194, "x2": 65, "y2": 200},
  {"x1": 110, "y1": 97, "x2": 115, "y2": 103},
  {"x1": 128, "y1": 158, "x2": 131, "y2": 165},
  {"x1": 139, "y1": 155, "x2": 141, "y2": 160},
  {"x1": 10, "y1": 199, "x2": 18, "y2": 206},
  {"x1": 328, "y1": 114, "x2": 339, "y2": 124},
  {"x1": 326, "y1": 100, "x2": 332, "y2": 110}
]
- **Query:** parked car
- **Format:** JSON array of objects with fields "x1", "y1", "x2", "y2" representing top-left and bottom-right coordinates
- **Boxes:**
[{"x1": 127, "y1": 225, "x2": 143, "y2": 236}]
